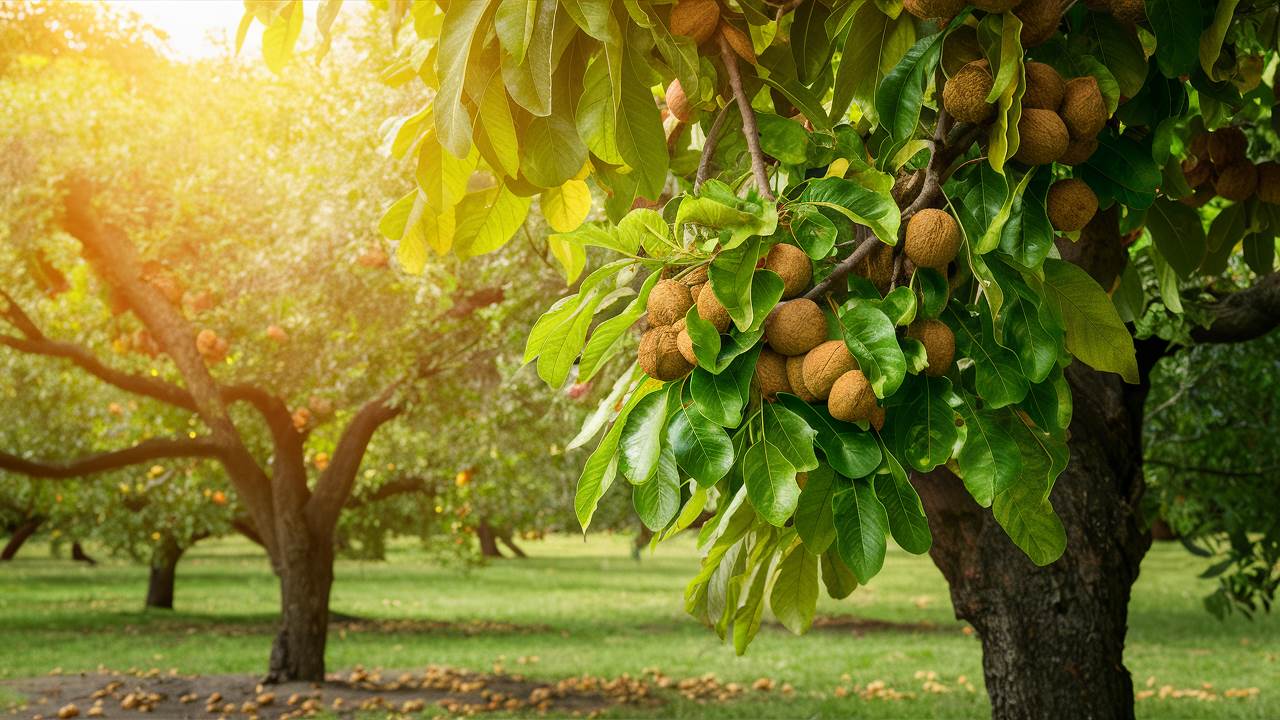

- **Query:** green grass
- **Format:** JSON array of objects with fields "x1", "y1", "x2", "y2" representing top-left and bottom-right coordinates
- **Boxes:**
[{"x1": 0, "y1": 534, "x2": 1275, "y2": 718}]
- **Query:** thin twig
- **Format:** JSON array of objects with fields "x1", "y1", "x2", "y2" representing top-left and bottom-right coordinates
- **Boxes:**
[
  {"x1": 717, "y1": 33, "x2": 775, "y2": 201},
  {"x1": 695, "y1": 103, "x2": 733, "y2": 191},
  {"x1": 803, "y1": 228, "x2": 878, "y2": 300}
]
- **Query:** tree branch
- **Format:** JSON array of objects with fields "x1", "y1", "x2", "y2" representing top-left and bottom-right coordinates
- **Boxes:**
[
  {"x1": 717, "y1": 33, "x2": 774, "y2": 201},
  {"x1": 345, "y1": 476, "x2": 437, "y2": 509},
  {"x1": 1190, "y1": 273, "x2": 1280, "y2": 344},
  {"x1": 0, "y1": 437, "x2": 222, "y2": 479},
  {"x1": 803, "y1": 227, "x2": 878, "y2": 300},
  {"x1": 305, "y1": 381, "x2": 406, "y2": 530},
  {"x1": 695, "y1": 103, "x2": 733, "y2": 191}
]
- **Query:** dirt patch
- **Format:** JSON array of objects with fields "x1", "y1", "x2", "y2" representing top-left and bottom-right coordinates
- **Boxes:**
[{"x1": 2, "y1": 666, "x2": 660, "y2": 719}]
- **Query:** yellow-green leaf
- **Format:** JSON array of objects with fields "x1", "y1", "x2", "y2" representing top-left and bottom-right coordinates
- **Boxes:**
[
  {"x1": 453, "y1": 184, "x2": 532, "y2": 257},
  {"x1": 542, "y1": 179, "x2": 591, "y2": 233},
  {"x1": 547, "y1": 233, "x2": 587, "y2": 284},
  {"x1": 261, "y1": 0, "x2": 303, "y2": 74}
]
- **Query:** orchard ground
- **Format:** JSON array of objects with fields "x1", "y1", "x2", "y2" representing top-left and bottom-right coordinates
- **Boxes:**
[{"x1": 0, "y1": 535, "x2": 1274, "y2": 719}]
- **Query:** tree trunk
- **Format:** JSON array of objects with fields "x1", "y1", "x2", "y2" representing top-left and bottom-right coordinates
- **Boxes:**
[
  {"x1": 1, "y1": 517, "x2": 42, "y2": 560},
  {"x1": 145, "y1": 537, "x2": 184, "y2": 610},
  {"x1": 476, "y1": 520, "x2": 503, "y2": 558},
  {"x1": 71, "y1": 541, "x2": 97, "y2": 565},
  {"x1": 265, "y1": 538, "x2": 334, "y2": 683},
  {"x1": 915, "y1": 363, "x2": 1152, "y2": 720},
  {"x1": 496, "y1": 527, "x2": 527, "y2": 558}
]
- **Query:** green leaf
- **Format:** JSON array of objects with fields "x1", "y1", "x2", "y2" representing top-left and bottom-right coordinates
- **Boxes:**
[
  {"x1": 979, "y1": 12, "x2": 1024, "y2": 174},
  {"x1": 885, "y1": 374, "x2": 960, "y2": 473},
  {"x1": 839, "y1": 300, "x2": 906, "y2": 398},
  {"x1": 668, "y1": 402, "x2": 735, "y2": 488},
  {"x1": 575, "y1": 379, "x2": 661, "y2": 529},
  {"x1": 800, "y1": 178, "x2": 901, "y2": 247},
  {"x1": 685, "y1": 305, "x2": 724, "y2": 372},
  {"x1": 874, "y1": 286, "x2": 917, "y2": 327},
  {"x1": 577, "y1": 56, "x2": 624, "y2": 164},
  {"x1": 992, "y1": 480, "x2": 1066, "y2": 566},
  {"x1": 690, "y1": 356, "x2": 748, "y2": 427},
  {"x1": 452, "y1": 184, "x2": 533, "y2": 257},
  {"x1": 820, "y1": 549, "x2": 858, "y2": 599},
  {"x1": 537, "y1": 289, "x2": 605, "y2": 388},
  {"x1": 794, "y1": 464, "x2": 837, "y2": 554},
  {"x1": 763, "y1": 404, "x2": 820, "y2": 473},
  {"x1": 1074, "y1": 12, "x2": 1147, "y2": 98},
  {"x1": 998, "y1": 168, "x2": 1053, "y2": 271},
  {"x1": 833, "y1": 478, "x2": 889, "y2": 584},
  {"x1": 1039, "y1": 259, "x2": 1139, "y2": 384},
  {"x1": 789, "y1": 204, "x2": 838, "y2": 259},
  {"x1": 619, "y1": 390, "x2": 670, "y2": 483},
  {"x1": 634, "y1": 447, "x2": 681, "y2": 531},
  {"x1": 948, "y1": 304, "x2": 1030, "y2": 408},
  {"x1": 953, "y1": 394, "x2": 1022, "y2": 507},
  {"x1": 791, "y1": 0, "x2": 833, "y2": 85},
  {"x1": 676, "y1": 194, "x2": 777, "y2": 251},
  {"x1": 769, "y1": 542, "x2": 819, "y2": 635},
  {"x1": 578, "y1": 271, "x2": 661, "y2": 381},
  {"x1": 435, "y1": 0, "x2": 494, "y2": 155},
  {"x1": 874, "y1": 25, "x2": 950, "y2": 167},
  {"x1": 1147, "y1": 0, "x2": 1202, "y2": 77},
  {"x1": 616, "y1": 44, "x2": 669, "y2": 198},
  {"x1": 1198, "y1": 0, "x2": 1240, "y2": 81},
  {"x1": 476, "y1": 68, "x2": 521, "y2": 178},
  {"x1": 523, "y1": 111, "x2": 589, "y2": 188},
  {"x1": 1145, "y1": 198, "x2": 1206, "y2": 278},
  {"x1": 495, "y1": 0, "x2": 536, "y2": 64},
  {"x1": 546, "y1": 232, "x2": 587, "y2": 284},
  {"x1": 618, "y1": 208, "x2": 678, "y2": 258},
  {"x1": 874, "y1": 451, "x2": 932, "y2": 554},
  {"x1": 1080, "y1": 132, "x2": 1162, "y2": 210},
  {"x1": 742, "y1": 440, "x2": 800, "y2": 526},
  {"x1": 757, "y1": 114, "x2": 810, "y2": 166},
  {"x1": 913, "y1": 268, "x2": 949, "y2": 319},
  {"x1": 830, "y1": 2, "x2": 915, "y2": 124},
  {"x1": 775, "y1": 395, "x2": 883, "y2": 479},
  {"x1": 709, "y1": 240, "x2": 763, "y2": 332}
]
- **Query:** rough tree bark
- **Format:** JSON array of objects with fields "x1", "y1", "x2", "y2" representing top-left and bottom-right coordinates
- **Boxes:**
[
  {"x1": 915, "y1": 362, "x2": 1152, "y2": 720},
  {"x1": 1, "y1": 517, "x2": 43, "y2": 560},
  {"x1": 911, "y1": 207, "x2": 1278, "y2": 719},
  {"x1": 145, "y1": 536, "x2": 185, "y2": 610}
]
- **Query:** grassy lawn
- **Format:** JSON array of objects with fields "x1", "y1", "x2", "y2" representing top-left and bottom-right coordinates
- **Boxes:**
[{"x1": 0, "y1": 534, "x2": 1274, "y2": 718}]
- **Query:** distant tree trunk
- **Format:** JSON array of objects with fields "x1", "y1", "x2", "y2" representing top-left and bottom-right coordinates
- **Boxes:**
[
  {"x1": 71, "y1": 541, "x2": 97, "y2": 565},
  {"x1": 1, "y1": 517, "x2": 43, "y2": 561},
  {"x1": 916, "y1": 357, "x2": 1155, "y2": 719},
  {"x1": 632, "y1": 525, "x2": 654, "y2": 561},
  {"x1": 145, "y1": 537, "x2": 184, "y2": 610},
  {"x1": 476, "y1": 520, "x2": 503, "y2": 558},
  {"x1": 496, "y1": 527, "x2": 527, "y2": 558}
]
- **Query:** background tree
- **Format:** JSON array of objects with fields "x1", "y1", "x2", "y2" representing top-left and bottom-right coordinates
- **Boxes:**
[
  {"x1": 243, "y1": 0, "x2": 1280, "y2": 717},
  {"x1": 0, "y1": 5, "x2": 584, "y2": 683}
]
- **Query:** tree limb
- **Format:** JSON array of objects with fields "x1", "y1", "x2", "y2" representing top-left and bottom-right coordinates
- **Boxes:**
[
  {"x1": 717, "y1": 34, "x2": 775, "y2": 201},
  {"x1": 0, "y1": 437, "x2": 222, "y2": 479},
  {"x1": 305, "y1": 381, "x2": 406, "y2": 530},
  {"x1": 803, "y1": 227, "x2": 878, "y2": 300},
  {"x1": 345, "y1": 476, "x2": 437, "y2": 509},
  {"x1": 1190, "y1": 273, "x2": 1280, "y2": 344},
  {"x1": 695, "y1": 103, "x2": 733, "y2": 191}
]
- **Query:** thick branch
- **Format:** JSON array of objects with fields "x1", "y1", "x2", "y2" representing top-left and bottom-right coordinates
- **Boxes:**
[
  {"x1": 346, "y1": 476, "x2": 436, "y2": 509},
  {"x1": 0, "y1": 332, "x2": 197, "y2": 410},
  {"x1": 0, "y1": 437, "x2": 221, "y2": 479},
  {"x1": 306, "y1": 382, "x2": 405, "y2": 530},
  {"x1": 717, "y1": 34, "x2": 774, "y2": 201},
  {"x1": 1190, "y1": 273, "x2": 1280, "y2": 344}
]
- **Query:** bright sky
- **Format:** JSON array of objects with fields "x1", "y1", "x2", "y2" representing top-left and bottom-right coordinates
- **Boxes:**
[{"x1": 103, "y1": 0, "x2": 259, "y2": 59}]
